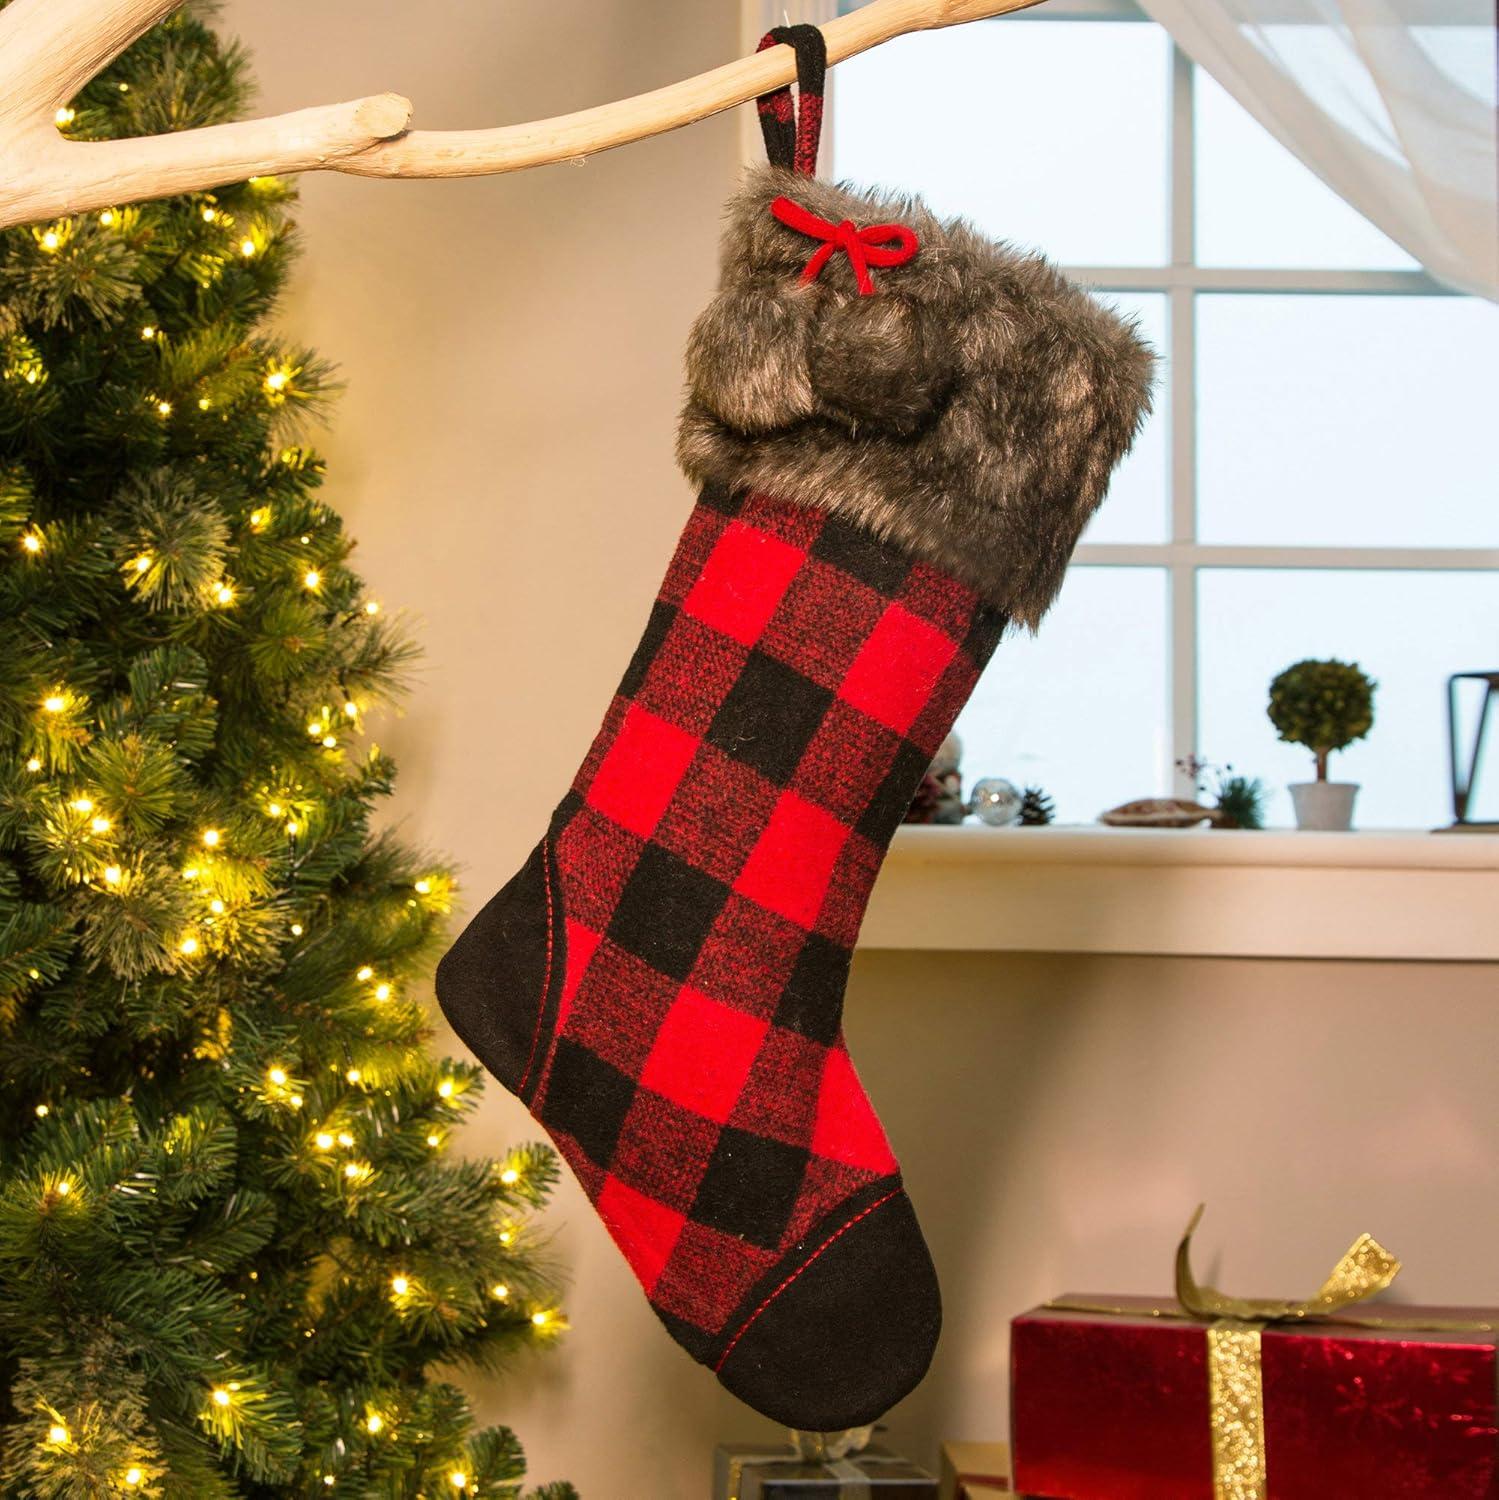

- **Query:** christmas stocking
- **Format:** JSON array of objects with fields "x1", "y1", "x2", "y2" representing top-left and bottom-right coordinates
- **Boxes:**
[{"x1": 437, "y1": 26, "x2": 1153, "y2": 1431}]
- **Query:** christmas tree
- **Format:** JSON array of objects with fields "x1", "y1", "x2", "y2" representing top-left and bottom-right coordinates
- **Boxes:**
[{"x1": 0, "y1": 6, "x2": 571, "y2": 1496}]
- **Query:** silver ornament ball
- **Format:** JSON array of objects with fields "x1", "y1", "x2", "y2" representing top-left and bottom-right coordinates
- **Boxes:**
[{"x1": 970, "y1": 777, "x2": 1023, "y2": 827}]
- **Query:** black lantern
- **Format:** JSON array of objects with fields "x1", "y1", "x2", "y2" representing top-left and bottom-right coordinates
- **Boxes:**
[{"x1": 1446, "y1": 671, "x2": 1499, "y2": 831}]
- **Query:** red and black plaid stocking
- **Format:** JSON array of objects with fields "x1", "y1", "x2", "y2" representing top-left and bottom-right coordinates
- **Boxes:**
[{"x1": 438, "y1": 25, "x2": 1154, "y2": 1430}]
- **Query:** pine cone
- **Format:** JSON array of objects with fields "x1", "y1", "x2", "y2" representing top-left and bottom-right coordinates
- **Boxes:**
[{"x1": 1019, "y1": 785, "x2": 1055, "y2": 826}]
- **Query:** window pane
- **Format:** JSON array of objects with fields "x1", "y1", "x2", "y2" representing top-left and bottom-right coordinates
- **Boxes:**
[
  {"x1": 834, "y1": 22, "x2": 1170, "y2": 266},
  {"x1": 1194, "y1": 67, "x2": 1416, "y2": 270},
  {"x1": 1412, "y1": 26, "x2": 1498, "y2": 109},
  {"x1": 1198, "y1": 569, "x2": 1499, "y2": 828},
  {"x1": 956, "y1": 567, "x2": 1169, "y2": 823},
  {"x1": 1197, "y1": 295, "x2": 1499, "y2": 548},
  {"x1": 1081, "y1": 292, "x2": 1169, "y2": 544}
]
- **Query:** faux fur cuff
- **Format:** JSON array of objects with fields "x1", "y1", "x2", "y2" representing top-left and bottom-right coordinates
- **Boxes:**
[{"x1": 676, "y1": 166, "x2": 1156, "y2": 627}]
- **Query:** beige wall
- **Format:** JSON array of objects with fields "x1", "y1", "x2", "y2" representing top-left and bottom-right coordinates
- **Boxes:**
[{"x1": 223, "y1": 4, "x2": 1499, "y2": 1495}]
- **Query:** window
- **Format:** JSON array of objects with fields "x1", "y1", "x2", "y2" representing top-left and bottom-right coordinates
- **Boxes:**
[{"x1": 816, "y1": 0, "x2": 1499, "y2": 826}]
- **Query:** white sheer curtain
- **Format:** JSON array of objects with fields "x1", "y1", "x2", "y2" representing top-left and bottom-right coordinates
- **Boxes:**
[{"x1": 1133, "y1": 0, "x2": 1499, "y2": 299}]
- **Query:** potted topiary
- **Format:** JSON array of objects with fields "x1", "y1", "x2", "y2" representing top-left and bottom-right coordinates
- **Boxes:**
[{"x1": 1267, "y1": 658, "x2": 1376, "y2": 830}]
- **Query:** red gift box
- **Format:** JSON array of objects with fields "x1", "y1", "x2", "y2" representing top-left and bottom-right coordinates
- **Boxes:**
[{"x1": 1010, "y1": 1212, "x2": 1499, "y2": 1499}]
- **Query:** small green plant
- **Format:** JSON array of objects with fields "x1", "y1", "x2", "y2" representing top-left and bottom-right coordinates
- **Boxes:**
[
  {"x1": 1267, "y1": 658, "x2": 1376, "y2": 781},
  {"x1": 1214, "y1": 772, "x2": 1267, "y2": 830},
  {"x1": 1176, "y1": 756, "x2": 1266, "y2": 829}
]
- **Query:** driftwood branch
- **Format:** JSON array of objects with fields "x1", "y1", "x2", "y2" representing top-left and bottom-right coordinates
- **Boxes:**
[{"x1": 0, "y1": 0, "x2": 1044, "y2": 231}]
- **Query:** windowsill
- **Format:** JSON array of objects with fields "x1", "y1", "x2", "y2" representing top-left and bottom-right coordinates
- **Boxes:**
[{"x1": 860, "y1": 825, "x2": 1499, "y2": 961}]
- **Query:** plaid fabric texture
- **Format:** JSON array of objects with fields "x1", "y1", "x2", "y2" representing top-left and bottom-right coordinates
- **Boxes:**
[{"x1": 516, "y1": 485, "x2": 1006, "y2": 1365}]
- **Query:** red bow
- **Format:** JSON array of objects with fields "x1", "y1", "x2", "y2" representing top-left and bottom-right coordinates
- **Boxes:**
[{"x1": 769, "y1": 195, "x2": 919, "y2": 296}]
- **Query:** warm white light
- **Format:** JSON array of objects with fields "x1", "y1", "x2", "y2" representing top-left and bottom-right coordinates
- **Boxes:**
[
  {"x1": 264, "y1": 370, "x2": 288, "y2": 392},
  {"x1": 90, "y1": 816, "x2": 110, "y2": 834},
  {"x1": 449, "y1": 1474, "x2": 468, "y2": 1492},
  {"x1": 198, "y1": 397, "x2": 211, "y2": 411},
  {"x1": 499, "y1": 1167, "x2": 520, "y2": 1186},
  {"x1": 426, "y1": 1133, "x2": 441, "y2": 1147},
  {"x1": 321, "y1": 736, "x2": 337, "y2": 749},
  {"x1": 531, "y1": 1310, "x2": 549, "y2": 1327},
  {"x1": 25, "y1": 757, "x2": 42, "y2": 772},
  {"x1": 213, "y1": 581, "x2": 234, "y2": 605},
  {"x1": 303, "y1": 570, "x2": 321, "y2": 590},
  {"x1": 201, "y1": 828, "x2": 221, "y2": 847},
  {"x1": 179, "y1": 935, "x2": 200, "y2": 956},
  {"x1": 365, "y1": 1413, "x2": 383, "y2": 1434},
  {"x1": 43, "y1": 694, "x2": 66, "y2": 713},
  {"x1": 437, "y1": 1080, "x2": 454, "y2": 1099},
  {"x1": 124, "y1": 1467, "x2": 143, "y2": 1486},
  {"x1": 21, "y1": 531, "x2": 42, "y2": 554},
  {"x1": 490, "y1": 1283, "x2": 509, "y2": 1300},
  {"x1": 498, "y1": 1230, "x2": 512, "y2": 1246},
  {"x1": 314, "y1": 1132, "x2": 334, "y2": 1151},
  {"x1": 285, "y1": 821, "x2": 300, "y2": 837},
  {"x1": 35, "y1": 1104, "x2": 49, "y2": 1117},
  {"x1": 346, "y1": 1068, "x2": 361, "y2": 1085},
  {"x1": 374, "y1": 983, "x2": 391, "y2": 1002},
  {"x1": 414, "y1": 879, "x2": 432, "y2": 895},
  {"x1": 267, "y1": 1067, "x2": 287, "y2": 1087},
  {"x1": 290, "y1": 922, "x2": 304, "y2": 936},
  {"x1": 47, "y1": 1424, "x2": 69, "y2": 1444},
  {"x1": 323, "y1": 1478, "x2": 335, "y2": 1489},
  {"x1": 343, "y1": 701, "x2": 358, "y2": 719},
  {"x1": 268, "y1": 803, "x2": 284, "y2": 818},
  {"x1": 132, "y1": 554, "x2": 151, "y2": 572},
  {"x1": 249, "y1": 507, "x2": 269, "y2": 530},
  {"x1": 337, "y1": 1132, "x2": 354, "y2": 1148},
  {"x1": 56, "y1": 1178, "x2": 73, "y2": 1196},
  {"x1": 202, "y1": 207, "x2": 217, "y2": 223},
  {"x1": 155, "y1": 400, "x2": 172, "y2": 418},
  {"x1": 364, "y1": 600, "x2": 380, "y2": 615},
  {"x1": 103, "y1": 866, "x2": 123, "y2": 886},
  {"x1": 182, "y1": 866, "x2": 199, "y2": 881},
  {"x1": 140, "y1": 326, "x2": 156, "y2": 341},
  {"x1": 356, "y1": 965, "x2": 374, "y2": 981},
  {"x1": 70, "y1": 797, "x2": 94, "y2": 813},
  {"x1": 40, "y1": 230, "x2": 60, "y2": 251},
  {"x1": 390, "y1": 1275, "x2": 409, "y2": 1296},
  {"x1": 343, "y1": 1161, "x2": 365, "y2": 1179},
  {"x1": 289, "y1": 1093, "x2": 303, "y2": 1108},
  {"x1": 211, "y1": 1388, "x2": 231, "y2": 1407},
  {"x1": 240, "y1": 238, "x2": 257, "y2": 257},
  {"x1": 99, "y1": 210, "x2": 116, "y2": 227},
  {"x1": 54, "y1": 108, "x2": 75, "y2": 126},
  {"x1": 209, "y1": 898, "x2": 226, "y2": 915}
]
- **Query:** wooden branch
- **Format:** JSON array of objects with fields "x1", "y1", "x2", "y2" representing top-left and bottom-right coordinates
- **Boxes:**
[{"x1": 0, "y1": 0, "x2": 1045, "y2": 231}]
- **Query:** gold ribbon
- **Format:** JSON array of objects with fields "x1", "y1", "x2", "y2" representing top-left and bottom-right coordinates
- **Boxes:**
[{"x1": 1048, "y1": 1206, "x2": 1495, "y2": 1500}]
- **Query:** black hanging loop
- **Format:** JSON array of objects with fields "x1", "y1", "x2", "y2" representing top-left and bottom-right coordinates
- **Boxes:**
[{"x1": 755, "y1": 24, "x2": 827, "y2": 176}]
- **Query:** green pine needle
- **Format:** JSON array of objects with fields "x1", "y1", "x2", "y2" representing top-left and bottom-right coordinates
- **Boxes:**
[{"x1": 0, "y1": 4, "x2": 566, "y2": 1492}]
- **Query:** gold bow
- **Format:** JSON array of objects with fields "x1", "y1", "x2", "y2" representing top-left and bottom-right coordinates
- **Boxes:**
[
  {"x1": 1175, "y1": 1205, "x2": 1400, "y2": 1500},
  {"x1": 1175, "y1": 1203, "x2": 1400, "y2": 1324}
]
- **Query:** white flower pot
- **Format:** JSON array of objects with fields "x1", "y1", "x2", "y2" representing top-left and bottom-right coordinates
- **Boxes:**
[{"x1": 1289, "y1": 781, "x2": 1358, "y2": 831}]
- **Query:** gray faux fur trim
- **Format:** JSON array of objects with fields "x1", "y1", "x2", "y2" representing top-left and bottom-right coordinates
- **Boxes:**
[{"x1": 677, "y1": 166, "x2": 1156, "y2": 627}]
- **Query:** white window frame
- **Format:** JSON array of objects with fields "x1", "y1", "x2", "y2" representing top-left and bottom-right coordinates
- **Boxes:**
[{"x1": 749, "y1": 0, "x2": 1499, "y2": 798}]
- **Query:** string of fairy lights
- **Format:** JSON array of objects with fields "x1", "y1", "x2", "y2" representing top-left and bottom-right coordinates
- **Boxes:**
[
  {"x1": 11, "y1": 183, "x2": 565, "y2": 1477},
  {"x1": 6, "y1": 165, "x2": 289, "y2": 408}
]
